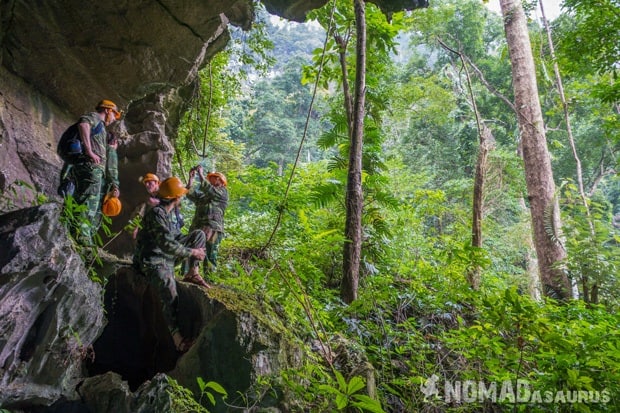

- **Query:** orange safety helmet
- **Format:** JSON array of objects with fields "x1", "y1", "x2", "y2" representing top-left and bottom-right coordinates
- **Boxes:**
[
  {"x1": 158, "y1": 177, "x2": 188, "y2": 199},
  {"x1": 96, "y1": 99, "x2": 122, "y2": 120},
  {"x1": 207, "y1": 172, "x2": 227, "y2": 187},
  {"x1": 139, "y1": 173, "x2": 160, "y2": 184},
  {"x1": 102, "y1": 193, "x2": 122, "y2": 217}
]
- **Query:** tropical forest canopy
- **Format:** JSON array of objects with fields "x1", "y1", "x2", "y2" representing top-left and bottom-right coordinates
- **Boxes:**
[{"x1": 171, "y1": 0, "x2": 619, "y2": 411}]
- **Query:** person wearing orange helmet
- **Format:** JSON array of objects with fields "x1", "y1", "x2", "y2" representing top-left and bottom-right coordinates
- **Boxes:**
[
  {"x1": 67, "y1": 99, "x2": 123, "y2": 245},
  {"x1": 128, "y1": 173, "x2": 161, "y2": 240},
  {"x1": 186, "y1": 165, "x2": 229, "y2": 277},
  {"x1": 128, "y1": 172, "x2": 186, "y2": 241},
  {"x1": 133, "y1": 176, "x2": 208, "y2": 353}
]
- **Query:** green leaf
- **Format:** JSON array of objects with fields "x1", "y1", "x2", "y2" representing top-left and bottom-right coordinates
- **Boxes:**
[
  {"x1": 205, "y1": 381, "x2": 228, "y2": 396},
  {"x1": 197, "y1": 376, "x2": 206, "y2": 392},
  {"x1": 335, "y1": 370, "x2": 347, "y2": 391},
  {"x1": 335, "y1": 393, "x2": 348, "y2": 409},
  {"x1": 346, "y1": 375, "x2": 366, "y2": 395},
  {"x1": 313, "y1": 229, "x2": 340, "y2": 240},
  {"x1": 352, "y1": 394, "x2": 386, "y2": 413},
  {"x1": 318, "y1": 384, "x2": 343, "y2": 396}
]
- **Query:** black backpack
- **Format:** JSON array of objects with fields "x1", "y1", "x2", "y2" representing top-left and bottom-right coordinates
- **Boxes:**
[{"x1": 57, "y1": 121, "x2": 104, "y2": 163}]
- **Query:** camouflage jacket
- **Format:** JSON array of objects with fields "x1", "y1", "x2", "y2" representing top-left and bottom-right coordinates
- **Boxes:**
[
  {"x1": 186, "y1": 180, "x2": 228, "y2": 232},
  {"x1": 133, "y1": 204, "x2": 192, "y2": 268},
  {"x1": 79, "y1": 112, "x2": 107, "y2": 164},
  {"x1": 130, "y1": 198, "x2": 183, "y2": 236}
]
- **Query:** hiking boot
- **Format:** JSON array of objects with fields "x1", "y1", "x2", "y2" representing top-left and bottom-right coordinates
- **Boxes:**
[{"x1": 182, "y1": 272, "x2": 211, "y2": 289}]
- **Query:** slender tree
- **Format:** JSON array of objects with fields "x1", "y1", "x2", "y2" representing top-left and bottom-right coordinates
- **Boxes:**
[
  {"x1": 341, "y1": 0, "x2": 367, "y2": 303},
  {"x1": 437, "y1": 38, "x2": 494, "y2": 290},
  {"x1": 499, "y1": 0, "x2": 571, "y2": 299}
]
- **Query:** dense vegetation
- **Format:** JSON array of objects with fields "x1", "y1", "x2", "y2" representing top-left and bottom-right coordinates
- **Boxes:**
[{"x1": 171, "y1": 0, "x2": 620, "y2": 411}]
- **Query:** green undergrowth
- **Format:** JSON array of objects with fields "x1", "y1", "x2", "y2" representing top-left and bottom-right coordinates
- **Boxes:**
[
  {"x1": 205, "y1": 243, "x2": 620, "y2": 412},
  {"x1": 193, "y1": 162, "x2": 619, "y2": 412}
]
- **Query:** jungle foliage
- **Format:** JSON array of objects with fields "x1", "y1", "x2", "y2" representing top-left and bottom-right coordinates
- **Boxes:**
[{"x1": 170, "y1": 0, "x2": 620, "y2": 411}]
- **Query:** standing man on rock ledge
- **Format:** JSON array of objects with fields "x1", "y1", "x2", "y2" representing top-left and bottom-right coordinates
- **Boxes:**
[{"x1": 68, "y1": 99, "x2": 122, "y2": 246}]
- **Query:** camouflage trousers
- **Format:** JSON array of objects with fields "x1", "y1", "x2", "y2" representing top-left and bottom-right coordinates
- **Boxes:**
[
  {"x1": 190, "y1": 226, "x2": 222, "y2": 274},
  {"x1": 69, "y1": 163, "x2": 106, "y2": 245},
  {"x1": 142, "y1": 262, "x2": 179, "y2": 336},
  {"x1": 176, "y1": 230, "x2": 207, "y2": 272},
  {"x1": 140, "y1": 229, "x2": 205, "y2": 335}
]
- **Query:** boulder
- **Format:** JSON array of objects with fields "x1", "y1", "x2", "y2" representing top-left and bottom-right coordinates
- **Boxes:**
[{"x1": 0, "y1": 203, "x2": 105, "y2": 408}]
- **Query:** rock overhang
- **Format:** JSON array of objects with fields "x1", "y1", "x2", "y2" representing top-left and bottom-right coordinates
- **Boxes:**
[{"x1": 0, "y1": 0, "x2": 427, "y2": 116}]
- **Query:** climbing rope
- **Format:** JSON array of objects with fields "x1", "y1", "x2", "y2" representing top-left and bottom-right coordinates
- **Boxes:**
[
  {"x1": 202, "y1": 61, "x2": 214, "y2": 161},
  {"x1": 177, "y1": 61, "x2": 215, "y2": 178},
  {"x1": 260, "y1": 0, "x2": 337, "y2": 252}
]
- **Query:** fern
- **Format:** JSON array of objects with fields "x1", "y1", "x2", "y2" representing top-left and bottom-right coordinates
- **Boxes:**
[
  {"x1": 543, "y1": 192, "x2": 564, "y2": 247},
  {"x1": 327, "y1": 155, "x2": 348, "y2": 172},
  {"x1": 310, "y1": 181, "x2": 343, "y2": 209}
]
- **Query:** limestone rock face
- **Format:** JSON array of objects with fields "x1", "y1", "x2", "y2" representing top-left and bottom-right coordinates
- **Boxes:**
[
  {"x1": 0, "y1": 202, "x2": 302, "y2": 411},
  {"x1": 1, "y1": 1, "x2": 249, "y2": 116},
  {"x1": 0, "y1": 203, "x2": 105, "y2": 408},
  {"x1": 79, "y1": 372, "x2": 176, "y2": 413}
]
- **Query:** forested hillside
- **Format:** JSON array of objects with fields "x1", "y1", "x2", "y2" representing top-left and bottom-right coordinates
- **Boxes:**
[{"x1": 170, "y1": 0, "x2": 619, "y2": 411}]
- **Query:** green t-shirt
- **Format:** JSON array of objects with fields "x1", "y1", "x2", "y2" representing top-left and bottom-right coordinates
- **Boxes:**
[{"x1": 79, "y1": 112, "x2": 107, "y2": 162}]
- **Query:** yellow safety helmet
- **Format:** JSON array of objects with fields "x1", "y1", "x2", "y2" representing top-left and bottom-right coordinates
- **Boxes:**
[
  {"x1": 102, "y1": 194, "x2": 122, "y2": 217},
  {"x1": 158, "y1": 177, "x2": 188, "y2": 199},
  {"x1": 96, "y1": 99, "x2": 122, "y2": 120},
  {"x1": 207, "y1": 172, "x2": 227, "y2": 187},
  {"x1": 139, "y1": 173, "x2": 160, "y2": 184}
]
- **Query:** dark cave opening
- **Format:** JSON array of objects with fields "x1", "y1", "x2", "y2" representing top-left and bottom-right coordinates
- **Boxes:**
[
  {"x1": 85, "y1": 268, "x2": 180, "y2": 391},
  {"x1": 83, "y1": 267, "x2": 257, "y2": 412}
]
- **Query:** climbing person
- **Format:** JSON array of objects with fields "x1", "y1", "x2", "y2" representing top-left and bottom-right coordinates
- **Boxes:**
[
  {"x1": 133, "y1": 176, "x2": 208, "y2": 353},
  {"x1": 66, "y1": 99, "x2": 122, "y2": 246},
  {"x1": 186, "y1": 165, "x2": 229, "y2": 277},
  {"x1": 129, "y1": 172, "x2": 185, "y2": 241}
]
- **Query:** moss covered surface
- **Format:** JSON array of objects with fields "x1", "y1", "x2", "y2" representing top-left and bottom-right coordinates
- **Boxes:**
[{"x1": 172, "y1": 283, "x2": 305, "y2": 411}]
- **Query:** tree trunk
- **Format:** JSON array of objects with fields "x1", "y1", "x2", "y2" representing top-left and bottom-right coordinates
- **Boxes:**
[
  {"x1": 341, "y1": 0, "x2": 366, "y2": 304},
  {"x1": 469, "y1": 123, "x2": 493, "y2": 290},
  {"x1": 499, "y1": 0, "x2": 571, "y2": 300}
]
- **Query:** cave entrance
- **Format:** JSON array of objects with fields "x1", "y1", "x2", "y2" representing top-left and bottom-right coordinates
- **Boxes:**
[{"x1": 85, "y1": 268, "x2": 179, "y2": 391}]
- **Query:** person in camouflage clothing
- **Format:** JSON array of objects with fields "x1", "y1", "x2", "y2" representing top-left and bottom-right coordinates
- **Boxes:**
[
  {"x1": 128, "y1": 172, "x2": 184, "y2": 241},
  {"x1": 186, "y1": 165, "x2": 229, "y2": 276},
  {"x1": 133, "y1": 176, "x2": 208, "y2": 353},
  {"x1": 68, "y1": 99, "x2": 122, "y2": 245}
]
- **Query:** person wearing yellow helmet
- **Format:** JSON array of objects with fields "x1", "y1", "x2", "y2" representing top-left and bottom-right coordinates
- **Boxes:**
[
  {"x1": 186, "y1": 165, "x2": 229, "y2": 278},
  {"x1": 66, "y1": 99, "x2": 123, "y2": 245},
  {"x1": 133, "y1": 176, "x2": 208, "y2": 353}
]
